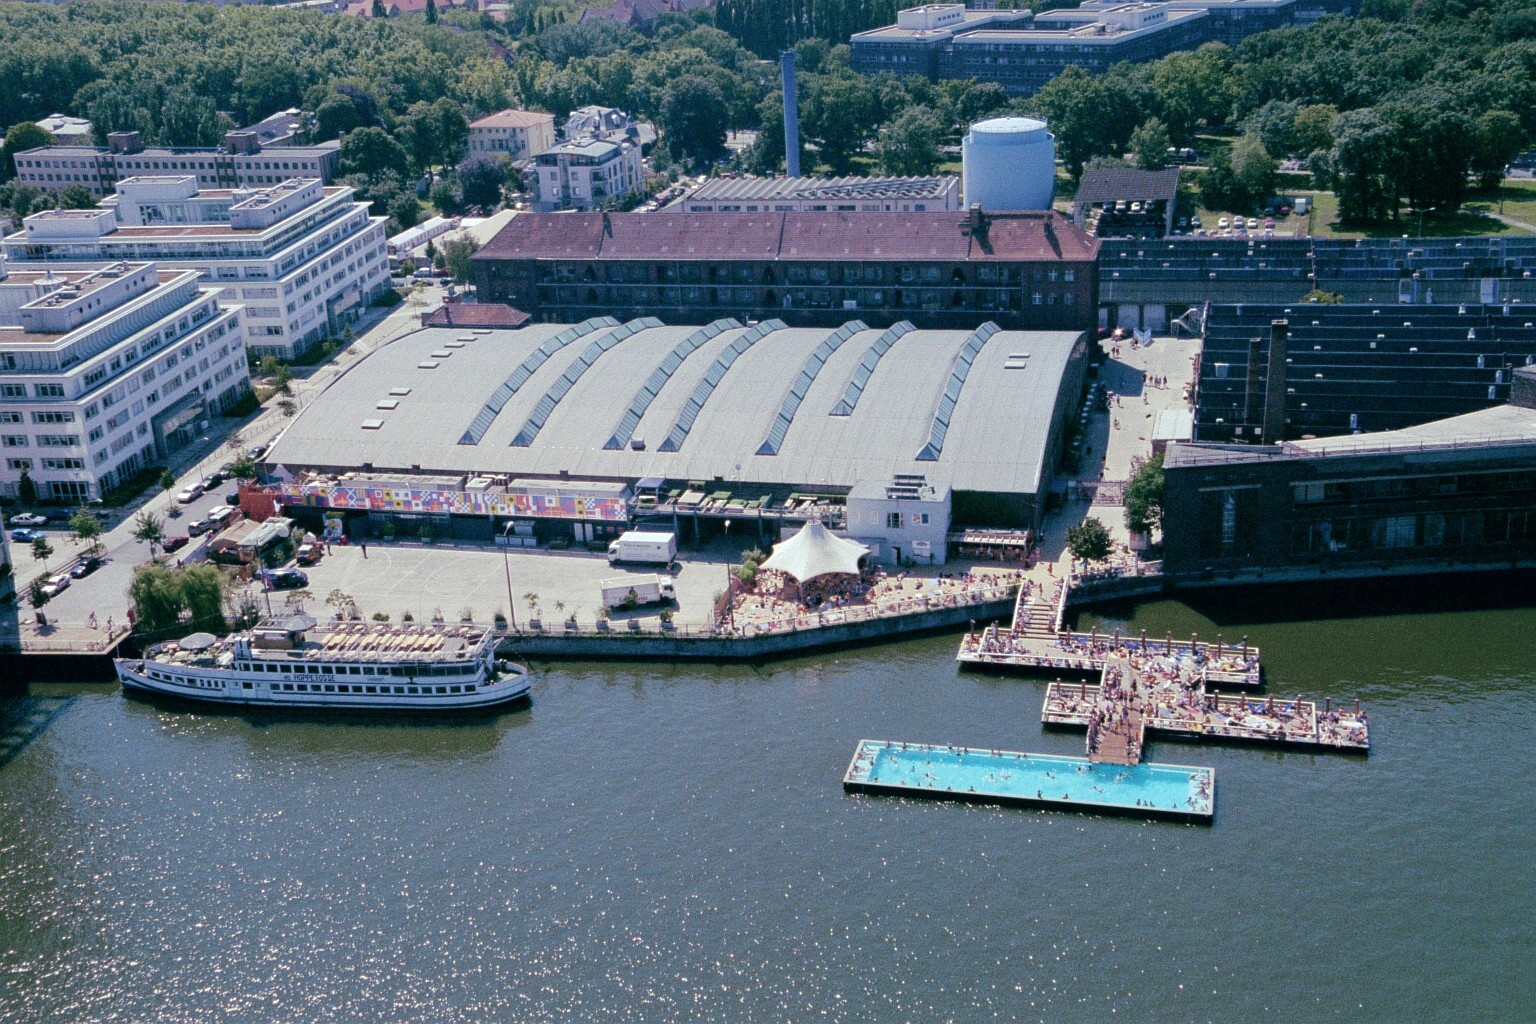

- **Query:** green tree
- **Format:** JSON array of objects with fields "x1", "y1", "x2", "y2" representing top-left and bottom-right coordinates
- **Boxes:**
[
  {"x1": 70, "y1": 510, "x2": 103, "y2": 556},
  {"x1": 875, "y1": 105, "x2": 943, "y2": 177},
  {"x1": 2, "y1": 122, "x2": 54, "y2": 181},
  {"x1": 31, "y1": 534, "x2": 54, "y2": 571},
  {"x1": 339, "y1": 127, "x2": 409, "y2": 178},
  {"x1": 425, "y1": 0, "x2": 438, "y2": 25},
  {"x1": 456, "y1": 155, "x2": 508, "y2": 211},
  {"x1": 159, "y1": 468, "x2": 177, "y2": 495},
  {"x1": 1471, "y1": 109, "x2": 1526, "y2": 190},
  {"x1": 1384, "y1": 98, "x2": 1475, "y2": 212},
  {"x1": 1329, "y1": 108, "x2": 1398, "y2": 222},
  {"x1": 228, "y1": 455, "x2": 258, "y2": 482},
  {"x1": 661, "y1": 75, "x2": 728, "y2": 169},
  {"x1": 1150, "y1": 46, "x2": 1235, "y2": 143},
  {"x1": 1123, "y1": 455, "x2": 1165, "y2": 537},
  {"x1": 371, "y1": 0, "x2": 387, "y2": 17},
  {"x1": 58, "y1": 184, "x2": 96, "y2": 210},
  {"x1": 429, "y1": 177, "x2": 460, "y2": 215},
  {"x1": 30, "y1": 579, "x2": 49, "y2": 611},
  {"x1": 390, "y1": 191, "x2": 422, "y2": 231},
  {"x1": 17, "y1": 468, "x2": 38, "y2": 505},
  {"x1": 1065, "y1": 519, "x2": 1113, "y2": 565},
  {"x1": 1130, "y1": 117, "x2": 1172, "y2": 171},
  {"x1": 442, "y1": 237, "x2": 480, "y2": 284},
  {"x1": 133, "y1": 510, "x2": 166, "y2": 560},
  {"x1": 1292, "y1": 104, "x2": 1339, "y2": 158},
  {"x1": 803, "y1": 74, "x2": 879, "y2": 175}
]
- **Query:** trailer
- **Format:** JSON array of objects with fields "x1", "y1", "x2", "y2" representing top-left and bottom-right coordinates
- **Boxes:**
[
  {"x1": 606, "y1": 530, "x2": 677, "y2": 565},
  {"x1": 601, "y1": 575, "x2": 677, "y2": 610}
]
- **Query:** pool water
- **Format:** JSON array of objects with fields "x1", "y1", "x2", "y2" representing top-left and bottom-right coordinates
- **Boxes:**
[{"x1": 851, "y1": 741, "x2": 1212, "y2": 816}]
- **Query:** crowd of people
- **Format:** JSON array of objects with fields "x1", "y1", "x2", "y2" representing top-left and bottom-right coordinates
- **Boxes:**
[{"x1": 726, "y1": 567, "x2": 1026, "y2": 635}]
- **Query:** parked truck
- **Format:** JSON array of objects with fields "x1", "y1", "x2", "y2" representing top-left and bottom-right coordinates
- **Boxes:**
[
  {"x1": 601, "y1": 574, "x2": 677, "y2": 610},
  {"x1": 607, "y1": 530, "x2": 677, "y2": 565}
]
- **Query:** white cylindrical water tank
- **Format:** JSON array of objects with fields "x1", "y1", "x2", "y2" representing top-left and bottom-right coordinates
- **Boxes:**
[{"x1": 962, "y1": 116, "x2": 1055, "y2": 212}]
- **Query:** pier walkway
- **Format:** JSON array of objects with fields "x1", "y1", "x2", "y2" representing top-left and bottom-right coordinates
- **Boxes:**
[
  {"x1": 956, "y1": 581, "x2": 1263, "y2": 687},
  {"x1": 1045, "y1": 655, "x2": 1370, "y2": 755}
]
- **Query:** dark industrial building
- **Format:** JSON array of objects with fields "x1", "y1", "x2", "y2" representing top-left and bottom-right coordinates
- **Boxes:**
[
  {"x1": 471, "y1": 209, "x2": 1100, "y2": 332},
  {"x1": 1097, "y1": 235, "x2": 1536, "y2": 332},
  {"x1": 1194, "y1": 303, "x2": 1536, "y2": 442},
  {"x1": 1071, "y1": 167, "x2": 1181, "y2": 239},
  {"x1": 1162, "y1": 366, "x2": 1536, "y2": 576}
]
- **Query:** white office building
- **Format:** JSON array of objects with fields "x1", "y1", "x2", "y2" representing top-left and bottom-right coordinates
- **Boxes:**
[
  {"x1": 3, "y1": 176, "x2": 389, "y2": 360},
  {"x1": 0, "y1": 259, "x2": 249, "y2": 503},
  {"x1": 533, "y1": 137, "x2": 645, "y2": 212}
]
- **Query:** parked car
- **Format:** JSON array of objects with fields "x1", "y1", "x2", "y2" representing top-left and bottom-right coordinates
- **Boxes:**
[
  {"x1": 11, "y1": 527, "x2": 40, "y2": 542},
  {"x1": 187, "y1": 519, "x2": 213, "y2": 537},
  {"x1": 70, "y1": 556, "x2": 103, "y2": 579},
  {"x1": 1247, "y1": 217, "x2": 1259, "y2": 229},
  {"x1": 39, "y1": 573, "x2": 71, "y2": 597},
  {"x1": 162, "y1": 535, "x2": 189, "y2": 553},
  {"x1": 1217, "y1": 216, "x2": 1230, "y2": 228},
  {"x1": 225, "y1": 492, "x2": 241, "y2": 506},
  {"x1": 248, "y1": 444, "x2": 268, "y2": 460},
  {"x1": 199, "y1": 474, "x2": 221, "y2": 491},
  {"x1": 261, "y1": 568, "x2": 309, "y2": 590},
  {"x1": 296, "y1": 542, "x2": 322, "y2": 565},
  {"x1": 175, "y1": 483, "x2": 204, "y2": 504},
  {"x1": 8, "y1": 512, "x2": 47, "y2": 527}
]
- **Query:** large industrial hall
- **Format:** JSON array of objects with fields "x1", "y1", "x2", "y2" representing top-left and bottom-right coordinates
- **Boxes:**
[{"x1": 263, "y1": 316, "x2": 1090, "y2": 564}]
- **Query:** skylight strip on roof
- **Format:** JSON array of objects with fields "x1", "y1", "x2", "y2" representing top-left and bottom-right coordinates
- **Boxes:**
[
  {"x1": 456, "y1": 316, "x2": 618, "y2": 445},
  {"x1": 603, "y1": 319, "x2": 740, "y2": 450},
  {"x1": 755, "y1": 321, "x2": 867, "y2": 456},
  {"x1": 916, "y1": 322, "x2": 1001, "y2": 462},
  {"x1": 829, "y1": 321, "x2": 915, "y2": 416},
  {"x1": 510, "y1": 317, "x2": 662, "y2": 447},
  {"x1": 659, "y1": 320, "x2": 786, "y2": 453}
]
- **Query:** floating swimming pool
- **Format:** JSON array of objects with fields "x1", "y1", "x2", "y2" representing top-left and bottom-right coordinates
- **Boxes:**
[{"x1": 842, "y1": 740, "x2": 1215, "y2": 822}]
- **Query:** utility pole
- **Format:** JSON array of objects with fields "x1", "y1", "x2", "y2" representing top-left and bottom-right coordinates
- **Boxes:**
[{"x1": 501, "y1": 521, "x2": 518, "y2": 632}]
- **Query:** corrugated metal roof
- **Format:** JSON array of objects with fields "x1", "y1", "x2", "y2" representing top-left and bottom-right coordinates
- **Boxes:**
[{"x1": 266, "y1": 321, "x2": 1084, "y2": 498}]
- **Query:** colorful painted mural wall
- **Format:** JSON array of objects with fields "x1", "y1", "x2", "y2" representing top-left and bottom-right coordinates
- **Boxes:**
[{"x1": 272, "y1": 480, "x2": 630, "y2": 521}]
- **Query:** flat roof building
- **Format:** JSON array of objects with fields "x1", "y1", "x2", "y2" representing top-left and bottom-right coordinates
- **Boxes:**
[
  {"x1": 674, "y1": 175, "x2": 961, "y2": 213},
  {"x1": 2, "y1": 176, "x2": 389, "y2": 360},
  {"x1": 11, "y1": 128, "x2": 341, "y2": 198},
  {"x1": 262, "y1": 316, "x2": 1091, "y2": 561},
  {"x1": 472, "y1": 208, "x2": 1100, "y2": 332},
  {"x1": 1162, "y1": 366, "x2": 1536, "y2": 577},
  {"x1": 1195, "y1": 303, "x2": 1536, "y2": 443},
  {"x1": 532, "y1": 136, "x2": 645, "y2": 213},
  {"x1": 0, "y1": 259, "x2": 250, "y2": 503},
  {"x1": 850, "y1": 0, "x2": 1355, "y2": 94}
]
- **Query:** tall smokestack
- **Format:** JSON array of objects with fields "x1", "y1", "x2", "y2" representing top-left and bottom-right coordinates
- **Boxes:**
[
  {"x1": 781, "y1": 50, "x2": 802, "y2": 179},
  {"x1": 1261, "y1": 319, "x2": 1289, "y2": 443}
]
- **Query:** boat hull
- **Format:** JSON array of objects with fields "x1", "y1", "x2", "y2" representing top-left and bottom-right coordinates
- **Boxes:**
[{"x1": 116, "y1": 660, "x2": 531, "y2": 714}]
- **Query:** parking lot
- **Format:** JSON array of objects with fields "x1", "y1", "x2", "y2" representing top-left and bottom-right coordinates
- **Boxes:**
[{"x1": 242, "y1": 541, "x2": 734, "y2": 628}]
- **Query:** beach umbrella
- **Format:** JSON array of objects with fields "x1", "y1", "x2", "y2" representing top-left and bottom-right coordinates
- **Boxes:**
[
  {"x1": 1191, "y1": 632, "x2": 1199, "y2": 655},
  {"x1": 1325, "y1": 696, "x2": 1331, "y2": 712},
  {"x1": 1165, "y1": 631, "x2": 1173, "y2": 654},
  {"x1": 1216, "y1": 633, "x2": 1223, "y2": 658}
]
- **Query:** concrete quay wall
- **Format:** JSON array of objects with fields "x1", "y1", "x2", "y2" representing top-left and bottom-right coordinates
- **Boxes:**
[{"x1": 501, "y1": 598, "x2": 1016, "y2": 661}]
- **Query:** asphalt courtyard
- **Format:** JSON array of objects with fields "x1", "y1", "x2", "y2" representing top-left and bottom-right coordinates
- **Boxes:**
[{"x1": 244, "y1": 542, "x2": 736, "y2": 628}]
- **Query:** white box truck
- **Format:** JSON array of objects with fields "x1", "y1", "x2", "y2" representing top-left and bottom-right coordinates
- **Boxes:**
[
  {"x1": 607, "y1": 530, "x2": 677, "y2": 565},
  {"x1": 601, "y1": 575, "x2": 677, "y2": 610}
]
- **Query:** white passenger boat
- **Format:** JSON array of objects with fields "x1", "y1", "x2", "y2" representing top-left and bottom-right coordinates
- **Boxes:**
[{"x1": 115, "y1": 615, "x2": 530, "y2": 712}]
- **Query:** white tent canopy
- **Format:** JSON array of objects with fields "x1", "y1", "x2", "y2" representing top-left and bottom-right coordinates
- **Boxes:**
[{"x1": 760, "y1": 519, "x2": 869, "y2": 583}]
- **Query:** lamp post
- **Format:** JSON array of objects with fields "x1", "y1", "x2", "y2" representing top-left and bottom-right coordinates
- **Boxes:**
[
  {"x1": 1416, "y1": 206, "x2": 1437, "y2": 238},
  {"x1": 501, "y1": 521, "x2": 518, "y2": 632}
]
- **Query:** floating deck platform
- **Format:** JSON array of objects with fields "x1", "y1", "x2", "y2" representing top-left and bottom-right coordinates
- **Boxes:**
[{"x1": 842, "y1": 739, "x2": 1215, "y2": 823}]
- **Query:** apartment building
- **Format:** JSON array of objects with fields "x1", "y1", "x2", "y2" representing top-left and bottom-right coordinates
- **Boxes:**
[
  {"x1": 467, "y1": 110, "x2": 556, "y2": 161},
  {"x1": 532, "y1": 137, "x2": 646, "y2": 212},
  {"x1": 3, "y1": 176, "x2": 389, "y2": 360},
  {"x1": 474, "y1": 208, "x2": 1100, "y2": 332},
  {"x1": 11, "y1": 129, "x2": 340, "y2": 198},
  {"x1": 0, "y1": 260, "x2": 249, "y2": 503}
]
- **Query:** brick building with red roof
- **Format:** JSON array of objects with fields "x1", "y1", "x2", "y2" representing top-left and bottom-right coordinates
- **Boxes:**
[{"x1": 472, "y1": 208, "x2": 1099, "y2": 331}]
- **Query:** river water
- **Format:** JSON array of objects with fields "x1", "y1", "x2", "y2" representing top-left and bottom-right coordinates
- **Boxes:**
[{"x1": 2, "y1": 590, "x2": 1533, "y2": 1023}]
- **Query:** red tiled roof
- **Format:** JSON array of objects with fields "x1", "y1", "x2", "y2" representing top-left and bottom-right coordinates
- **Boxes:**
[
  {"x1": 422, "y1": 302, "x2": 530, "y2": 328},
  {"x1": 475, "y1": 210, "x2": 1100, "y2": 264}
]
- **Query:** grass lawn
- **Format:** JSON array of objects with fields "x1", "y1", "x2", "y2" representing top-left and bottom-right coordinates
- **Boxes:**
[
  {"x1": 1309, "y1": 187, "x2": 1534, "y2": 239},
  {"x1": 1464, "y1": 179, "x2": 1536, "y2": 233}
]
